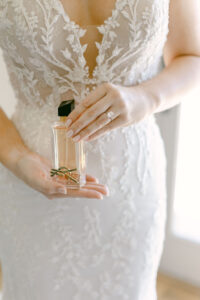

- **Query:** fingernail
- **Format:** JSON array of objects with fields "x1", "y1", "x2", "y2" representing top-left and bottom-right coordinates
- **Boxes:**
[
  {"x1": 58, "y1": 188, "x2": 67, "y2": 194},
  {"x1": 72, "y1": 135, "x2": 80, "y2": 142},
  {"x1": 66, "y1": 119, "x2": 72, "y2": 127},
  {"x1": 66, "y1": 130, "x2": 73, "y2": 138},
  {"x1": 106, "y1": 187, "x2": 110, "y2": 196}
]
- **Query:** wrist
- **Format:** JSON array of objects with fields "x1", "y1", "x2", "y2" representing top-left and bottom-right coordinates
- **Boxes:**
[
  {"x1": 1, "y1": 144, "x2": 32, "y2": 173},
  {"x1": 135, "y1": 82, "x2": 162, "y2": 115}
]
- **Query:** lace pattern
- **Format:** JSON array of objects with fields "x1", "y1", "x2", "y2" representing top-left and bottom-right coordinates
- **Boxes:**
[{"x1": 0, "y1": 0, "x2": 169, "y2": 107}]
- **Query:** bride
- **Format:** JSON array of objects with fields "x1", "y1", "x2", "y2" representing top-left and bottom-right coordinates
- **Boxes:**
[{"x1": 0, "y1": 0, "x2": 199, "y2": 299}]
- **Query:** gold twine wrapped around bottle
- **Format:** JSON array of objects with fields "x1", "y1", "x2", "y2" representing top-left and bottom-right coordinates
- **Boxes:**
[{"x1": 50, "y1": 166, "x2": 79, "y2": 183}]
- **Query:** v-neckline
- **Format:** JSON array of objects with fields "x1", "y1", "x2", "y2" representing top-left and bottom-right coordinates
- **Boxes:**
[{"x1": 54, "y1": 0, "x2": 121, "y2": 82}]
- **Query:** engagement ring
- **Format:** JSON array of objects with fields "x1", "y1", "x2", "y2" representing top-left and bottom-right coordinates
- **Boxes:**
[{"x1": 106, "y1": 111, "x2": 115, "y2": 121}]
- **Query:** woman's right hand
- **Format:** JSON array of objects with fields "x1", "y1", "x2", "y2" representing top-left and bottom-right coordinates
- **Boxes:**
[{"x1": 13, "y1": 149, "x2": 109, "y2": 200}]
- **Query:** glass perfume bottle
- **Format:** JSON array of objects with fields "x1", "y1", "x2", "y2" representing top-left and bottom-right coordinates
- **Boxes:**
[{"x1": 51, "y1": 99, "x2": 86, "y2": 189}]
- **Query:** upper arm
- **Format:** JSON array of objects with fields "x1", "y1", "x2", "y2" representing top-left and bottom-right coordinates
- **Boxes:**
[{"x1": 163, "y1": 0, "x2": 200, "y2": 66}]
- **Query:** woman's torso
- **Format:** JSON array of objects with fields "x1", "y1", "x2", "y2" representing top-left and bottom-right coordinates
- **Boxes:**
[
  {"x1": 0, "y1": 0, "x2": 169, "y2": 190},
  {"x1": 0, "y1": 0, "x2": 169, "y2": 189},
  {"x1": 0, "y1": 4, "x2": 169, "y2": 297}
]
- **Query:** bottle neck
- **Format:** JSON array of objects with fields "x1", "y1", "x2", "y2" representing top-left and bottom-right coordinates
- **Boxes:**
[{"x1": 59, "y1": 116, "x2": 67, "y2": 122}]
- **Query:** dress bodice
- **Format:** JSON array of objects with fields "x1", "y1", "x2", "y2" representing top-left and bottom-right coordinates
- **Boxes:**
[{"x1": 0, "y1": 0, "x2": 169, "y2": 109}]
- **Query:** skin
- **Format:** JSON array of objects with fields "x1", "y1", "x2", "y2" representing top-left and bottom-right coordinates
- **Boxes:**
[
  {"x1": 0, "y1": 0, "x2": 200, "y2": 199},
  {"x1": 0, "y1": 109, "x2": 109, "y2": 200},
  {"x1": 64, "y1": 0, "x2": 200, "y2": 142}
]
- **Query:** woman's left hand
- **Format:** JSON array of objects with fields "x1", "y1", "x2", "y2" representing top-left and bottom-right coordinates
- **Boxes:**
[{"x1": 65, "y1": 82, "x2": 158, "y2": 142}]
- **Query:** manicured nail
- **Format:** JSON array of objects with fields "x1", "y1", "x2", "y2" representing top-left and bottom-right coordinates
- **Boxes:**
[
  {"x1": 65, "y1": 119, "x2": 72, "y2": 127},
  {"x1": 72, "y1": 135, "x2": 80, "y2": 142},
  {"x1": 104, "y1": 186, "x2": 110, "y2": 196},
  {"x1": 66, "y1": 129, "x2": 73, "y2": 137},
  {"x1": 106, "y1": 188, "x2": 110, "y2": 196}
]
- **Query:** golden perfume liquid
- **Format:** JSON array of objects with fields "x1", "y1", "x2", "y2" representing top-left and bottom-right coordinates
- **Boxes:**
[{"x1": 51, "y1": 100, "x2": 86, "y2": 189}]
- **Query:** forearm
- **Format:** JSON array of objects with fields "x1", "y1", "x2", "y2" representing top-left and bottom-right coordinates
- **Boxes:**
[
  {"x1": 0, "y1": 108, "x2": 30, "y2": 172},
  {"x1": 136, "y1": 55, "x2": 200, "y2": 114}
]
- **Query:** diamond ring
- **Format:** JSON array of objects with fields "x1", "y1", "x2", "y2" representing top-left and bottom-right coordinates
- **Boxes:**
[{"x1": 106, "y1": 111, "x2": 115, "y2": 122}]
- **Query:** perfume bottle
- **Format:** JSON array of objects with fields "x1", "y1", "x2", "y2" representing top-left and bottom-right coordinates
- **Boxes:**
[{"x1": 51, "y1": 99, "x2": 86, "y2": 189}]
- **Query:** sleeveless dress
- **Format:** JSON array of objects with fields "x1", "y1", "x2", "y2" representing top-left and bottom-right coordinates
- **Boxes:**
[{"x1": 0, "y1": 0, "x2": 169, "y2": 299}]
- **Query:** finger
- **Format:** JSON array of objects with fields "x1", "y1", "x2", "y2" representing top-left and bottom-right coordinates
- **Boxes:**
[
  {"x1": 41, "y1": 174, "x2": 108, "y2": 199},
  {"x1": 66, "y1": 95, "x2": 112, "y2": 139},
  {"x1": 50, "y1": 174, "x2": 100, "y2": 185},
  {"x1": 67, "y1": 187, "x2": 105, "y2": 199},
  {"x1": 44, "y1": 183, "x2": 108, "y2": 200},
  {"x1": 85, "y1": 116, "x2": 123, "y2": 141},
  {"x1": 48, "y1": 188, "x2": 104, "y2": 200},
  {"x1": 49, "y1": 183, "x2": 109, "y2": 199},
  {"x1": 64, "y1": 102, "x2": 88, "y2": 128},
  {"x1": 73, "y1": 107, "x2": 120, "y2": 141},
  {"x1": 82, "y1": 183, "x2": 109, "y2": 195},
  {"x1": 86, "y1": 182, "x2": 108, "y2": 189},
  {"x1": 86, "y1": 174, "x2": 99, "y2": 183},
  {"x1": 65, "y1": 84, "x2": 107, "y2": 128}
]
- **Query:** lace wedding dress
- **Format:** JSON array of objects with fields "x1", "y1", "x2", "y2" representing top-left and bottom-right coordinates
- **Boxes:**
[{"x1": 0, "y1": 0, "x2": 169, "y2": 299}]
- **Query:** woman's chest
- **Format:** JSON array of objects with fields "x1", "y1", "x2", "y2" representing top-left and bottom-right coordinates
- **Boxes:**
[
  {"x1": 0, "y1": 0, "x2": 170, "y2": 86},
  {"x1": 59, "y1": 0, "x2": 117, "y2": 26},
  {"x1": 58, "y1": 0, "x2": 118, "y2": 77}
]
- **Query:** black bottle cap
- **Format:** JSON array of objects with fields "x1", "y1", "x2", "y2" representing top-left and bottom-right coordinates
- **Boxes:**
[{"x1": 58, "y1": 99, "x2": 75, "y2": 116}]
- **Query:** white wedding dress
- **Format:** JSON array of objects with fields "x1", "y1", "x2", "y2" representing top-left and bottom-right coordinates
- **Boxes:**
[{"x1": 0, "y1": 0, "x2": 169, "y2": 299}]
